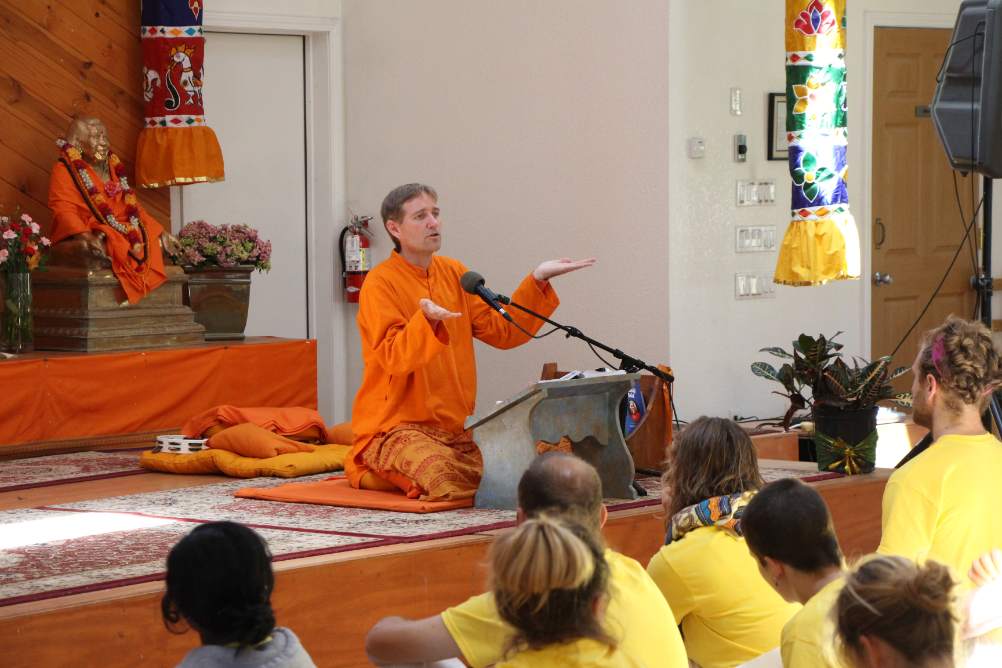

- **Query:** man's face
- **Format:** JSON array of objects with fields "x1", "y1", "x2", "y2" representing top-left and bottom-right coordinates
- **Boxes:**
[
  {"x1": 387, "y1": 193, "x2": 442, "y2": 256},
  {"x1": 911, "y1": 351, "x2": 933, "y2": 429},
  {"x1": 82, "y1": 121, "x2": 110, "y2": 163}
]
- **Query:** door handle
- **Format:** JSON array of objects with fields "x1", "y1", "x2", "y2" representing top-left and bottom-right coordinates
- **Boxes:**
[
  {"x1": 873, "y1": 272, "x2": 894, "y2": 286},
  {"x1": 875, "y1": 217, "x2": 886, "y2": 249}
]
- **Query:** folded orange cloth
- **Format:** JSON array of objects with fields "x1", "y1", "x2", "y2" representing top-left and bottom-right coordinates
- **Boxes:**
[
  {"x1": 208, "y1": 423, "x2": 317, "y2": 458},
  {"x1": 235, "y1": 477, "x2": 473, "y2": 513},
  {"x1": 182, "y1": 406, "x2": 330, "y2": 442}
]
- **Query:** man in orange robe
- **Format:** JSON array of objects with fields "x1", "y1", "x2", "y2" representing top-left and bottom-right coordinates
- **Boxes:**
[
  {"x1": 348, "y1": 183, "x2": 595, "y2": 500},
  {"x1": 47, "y1": 117, "x2": 171, "y2": 304}
]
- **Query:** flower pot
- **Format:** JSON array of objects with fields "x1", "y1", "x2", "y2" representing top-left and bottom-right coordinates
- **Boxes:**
[
  {"x1": 1, "y1": 271, "x2": 33, "y2": 354},
  {"x1": 812, "y1": 404, "x2": 878, "y2": 475},
  {"x1": 182, "y1": 266, "x2": 253, "y2": 340}
]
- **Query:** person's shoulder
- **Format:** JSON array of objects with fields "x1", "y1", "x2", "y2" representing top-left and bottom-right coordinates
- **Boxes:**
[
  {"x1": 433, "y1": 255, "x2": 467, "y2": 274},
  {"x1": 443, "y1": 590, "x2": 497, "y2": 619}
]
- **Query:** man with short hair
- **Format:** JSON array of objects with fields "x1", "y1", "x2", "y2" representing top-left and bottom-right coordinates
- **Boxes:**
[
  {"x1": 742, "y1": 478, "x2": 846, "y2": 667},
  {"x1": 346, "y1": 183, "x2": 594, "y2": 500},
  {"x1": 364, "y1": 452, "x2": 688, "y2": 667}
]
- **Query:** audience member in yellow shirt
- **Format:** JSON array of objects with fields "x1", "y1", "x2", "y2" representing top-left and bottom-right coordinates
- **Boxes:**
[
  {"x1": 742, "y1": 478, "x2": 847, "y2": 667},
  {"x1": 365, "y1": 452, "x2": 688, "y2": 667},
  {"x1": 877, "y1": 317, "x2": 1002, "y2": 645},
  {"x1": 488, "y1": 515, "x2": 643, "y2": 667},
  {"x1": 646, "y1": 417, "x2": 799, "y2": 668},
  {"x1": 834, "y1": 555, "x2": 957, "y2": 668}
]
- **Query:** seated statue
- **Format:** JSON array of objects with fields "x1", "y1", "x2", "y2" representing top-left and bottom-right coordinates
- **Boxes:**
[{"x1": 47, "y1": 116, "x2": 179, "y2": 304}]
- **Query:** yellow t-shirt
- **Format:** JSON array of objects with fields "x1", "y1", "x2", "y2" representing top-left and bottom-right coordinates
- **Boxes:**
[
  {"x1": 781, "y1": 577, "x2": 847, "y2": 668},
  {"x1": 878, "y1": 433, "x2": 1002, "y2": 579},
  {"x1": 494, "y1": 637, "x2": 644, "y2": 667},
  {"x1": 441, "y1": 549, "x2": 688, "y2": 668},
  {"x1": 646, "y1": 526, "x2": 800, "y2": 668}
]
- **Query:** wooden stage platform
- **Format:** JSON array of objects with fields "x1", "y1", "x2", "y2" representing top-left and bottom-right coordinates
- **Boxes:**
[{"x1": 0, "y1": 459, "x2": 890, "y2": 668}]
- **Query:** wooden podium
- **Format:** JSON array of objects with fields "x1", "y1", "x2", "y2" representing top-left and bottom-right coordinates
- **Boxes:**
[{"x1": 469, "y1": 373, "x2": 639, "y2": 509}]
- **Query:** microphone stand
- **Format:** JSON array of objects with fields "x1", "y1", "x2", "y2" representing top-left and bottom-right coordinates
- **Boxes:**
[{"x1": 496, "y1": 294, "x2": 675, "y2": 384}]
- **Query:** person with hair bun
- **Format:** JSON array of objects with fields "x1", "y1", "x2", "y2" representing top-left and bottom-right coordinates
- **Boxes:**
[
  {"x1": 489, "y1": 515, "x2": 642, "y2": 667},
  {"x1": 646, "y1": 417, "x2": 799, "y2": 667},
  {"x1": 878, "y1": 317, "x2": 1002, "y2": 643},
  {"x1": 162, "y1": 521, "x2": 315, "y2": 668},
  {"x1": 834, "y1": 555, "x2": 956, "y2": 668}
]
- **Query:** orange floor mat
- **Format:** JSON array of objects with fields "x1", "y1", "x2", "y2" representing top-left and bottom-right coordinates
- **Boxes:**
[{"x1": 235, "y1": 477, "x2": 474, "y2": 513}]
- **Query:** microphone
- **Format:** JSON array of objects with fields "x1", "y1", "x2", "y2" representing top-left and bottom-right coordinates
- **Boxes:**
[{"x1": 460, "y1": 271, "x2": 513, "y2": 322}]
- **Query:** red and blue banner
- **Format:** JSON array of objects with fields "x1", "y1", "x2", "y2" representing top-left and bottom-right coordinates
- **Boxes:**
[{"x1": 135, "y1": 0, "x2": 225, "y2": 188}]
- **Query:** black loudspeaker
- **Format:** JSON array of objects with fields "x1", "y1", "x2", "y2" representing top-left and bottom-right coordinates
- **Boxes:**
[{"x1": 931, "y1": 0, "x2": 1002, "y2": 177}]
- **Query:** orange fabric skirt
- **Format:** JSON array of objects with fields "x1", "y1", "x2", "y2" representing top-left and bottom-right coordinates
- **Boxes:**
[{"x1": 360, "y1": 423, "x2": 483, "y2": 502}]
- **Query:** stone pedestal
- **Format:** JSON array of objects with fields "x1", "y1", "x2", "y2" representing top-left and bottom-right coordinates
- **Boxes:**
[{"x1": 32, "y1": 265, "x2": 205, "y2": 352}]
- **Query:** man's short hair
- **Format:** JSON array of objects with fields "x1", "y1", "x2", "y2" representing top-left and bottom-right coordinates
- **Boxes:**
[
  {"x1": 741, "y1": 478, "x2": 843, "y2": 572},
  {"x1": 517, "y1": 452, "x2": 603, "y2": 533},
  {"x1": 379, "y1": 183, "x2": 437, "y2": 252}
]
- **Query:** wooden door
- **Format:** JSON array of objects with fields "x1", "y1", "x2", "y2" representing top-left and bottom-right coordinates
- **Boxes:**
[{"x1": 871, "y1": 27, "x2": 977, "y2": 384}]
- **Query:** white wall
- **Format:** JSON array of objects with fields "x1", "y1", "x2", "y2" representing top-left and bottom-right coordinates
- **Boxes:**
[
  {"x1": 338, "y1": 0, "x2": 968, "y2": 424},
  {"x1": 667, "y1": 0, "x2": 963, "y2": 422},
  {"x1": 341, "y1": 0, "x2": 671, "y2": 420}
]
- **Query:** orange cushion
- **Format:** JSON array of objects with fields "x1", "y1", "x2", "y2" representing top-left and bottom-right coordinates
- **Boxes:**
[
  {"x1": 327, "y1": 421, "x2": 354, "y2": 445},
  {"x1": 235, "y1": 477, "x2": 473, "y2": 513},
  {"x1": 140, "y1": 444, "x2": 349, "y2": 479},
  {"x1": 208, "y1": 423, "x2": 317, "y2": 458}
]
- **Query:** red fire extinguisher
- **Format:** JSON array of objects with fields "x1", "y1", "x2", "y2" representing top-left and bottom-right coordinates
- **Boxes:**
[{"x1": 339, "y1": 215, "x2": 372, "y2": 303}]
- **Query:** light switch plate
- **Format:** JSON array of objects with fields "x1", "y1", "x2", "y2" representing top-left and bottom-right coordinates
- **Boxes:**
[
  {"x1": 736, "y1": 179, "x2": 777, "y2": 206},
  {"x1": 735, "y1": 272, "x2": 776, "y2": 299},
  {"x1": 736, "y1": 225, "x2": 778, "y2": 253}
]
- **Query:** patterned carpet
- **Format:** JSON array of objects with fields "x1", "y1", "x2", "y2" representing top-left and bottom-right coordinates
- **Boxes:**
[
  {"x1": 0, "y1": 451, "x2": 147, "y2": 492},
  {"x1": 0, "y1": 461, "x2": 839, "y2": 607}
]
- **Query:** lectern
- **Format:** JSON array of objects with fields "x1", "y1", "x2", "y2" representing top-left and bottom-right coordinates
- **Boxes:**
[{"x1": 470, "y1": 373, "x2": 639, "y2": 509}]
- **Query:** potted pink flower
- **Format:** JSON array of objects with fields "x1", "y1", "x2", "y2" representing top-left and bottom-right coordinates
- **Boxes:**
[{"x1": 169, "y1": 221, "x2": 272, "y2": 340}]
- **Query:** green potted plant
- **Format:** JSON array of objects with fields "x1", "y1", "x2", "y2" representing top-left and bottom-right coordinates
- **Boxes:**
[
  {"x1": 751, "y1": 332, "x2": 911, "y2": 474},
  {"x1": 170, "y1": 221, "x2": 272, "y2": 340}
]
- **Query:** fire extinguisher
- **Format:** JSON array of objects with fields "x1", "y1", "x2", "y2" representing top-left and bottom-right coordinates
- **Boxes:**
[{"x1": 339, "y1": 215, "x2": 372, "y2": 303}]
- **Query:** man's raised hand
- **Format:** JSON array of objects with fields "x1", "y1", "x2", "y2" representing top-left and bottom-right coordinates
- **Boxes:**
[
  {"x1": 532, "y1": 257, "x2": 597, "y2": 282},
  {"x1": 419, "y1": 298, "x2": 461, "y2": 322}
]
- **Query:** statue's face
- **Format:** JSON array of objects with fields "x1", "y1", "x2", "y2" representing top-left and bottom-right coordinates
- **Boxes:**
[{"x1": 80, "y1": 121, "x2": 110, "y2": 163}]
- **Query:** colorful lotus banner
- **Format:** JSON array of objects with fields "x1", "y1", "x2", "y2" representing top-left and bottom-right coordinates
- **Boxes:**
[
  {"x1": 135, "y1": 0, "x2": 224, "y2": 188},
  {"x1": 774, "y1": 0, "x2": 860, "y2": 286}
]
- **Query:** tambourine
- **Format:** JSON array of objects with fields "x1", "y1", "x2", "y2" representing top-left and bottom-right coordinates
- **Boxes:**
[{"x1": 153, "y1": 434, "x2": 210, "y2": 454}]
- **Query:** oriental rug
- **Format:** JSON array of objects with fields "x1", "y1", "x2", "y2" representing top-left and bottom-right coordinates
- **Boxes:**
[
  {"x1": 0, "y1": 464, "x2": 840, "y2": 607},
  {"x1": 0, "y1": 451, "x2": 147, "y2": 493}
]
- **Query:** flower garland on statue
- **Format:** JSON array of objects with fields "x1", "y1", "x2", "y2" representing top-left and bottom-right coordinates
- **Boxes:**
[{"x1": 55, "y1": 138, "x2": 148, "y2": 263}]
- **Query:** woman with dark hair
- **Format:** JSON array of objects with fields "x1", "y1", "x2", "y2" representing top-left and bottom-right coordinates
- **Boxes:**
[
  {"x1": 490, "y1": 515, "x2": 642, "y2": 667},
  {"x1": 834, "y1": 555, "x2": 956, "y2": 668},
  {"x1": 162, "y1": 521, "x2": 315, "y2": 668},
  {"x1": 646, "y1": 417, "x2": 798, "y2": 667}
]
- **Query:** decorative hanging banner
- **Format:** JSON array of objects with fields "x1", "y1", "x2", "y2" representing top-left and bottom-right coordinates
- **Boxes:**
[
  {"x1": 774, "y1": 0, "x2": 860, "y2": 286},
  {"x1": 135, "y1": 0, "x2": 224, "y2": 188}
]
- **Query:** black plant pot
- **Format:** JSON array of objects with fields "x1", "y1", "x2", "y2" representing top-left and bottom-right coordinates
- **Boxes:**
[{"x1": 812, "y1": 404, "x2": 878, "y2": 474}]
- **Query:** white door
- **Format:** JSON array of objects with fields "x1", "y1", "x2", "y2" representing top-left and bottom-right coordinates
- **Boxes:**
[{"x1": 176, "y1": 32, "x2": 309, "y2": 338}]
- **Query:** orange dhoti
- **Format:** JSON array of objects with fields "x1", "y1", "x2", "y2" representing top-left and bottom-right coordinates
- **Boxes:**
[{"x1": 360, "y1": 424, "x2": 483, "y2": 501}]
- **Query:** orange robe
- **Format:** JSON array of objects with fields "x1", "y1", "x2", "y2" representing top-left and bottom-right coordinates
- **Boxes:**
[
  {"x1": 48, "y1": 161, "x2": 167, "y2": 303},
  {"x1": 347, "y1": 251, "x2": 559, "y2": 499}
]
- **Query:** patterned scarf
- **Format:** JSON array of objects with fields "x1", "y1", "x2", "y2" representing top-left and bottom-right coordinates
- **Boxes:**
[{"x1": 665, "y1": 490, "x2": 756, "y2": 545}]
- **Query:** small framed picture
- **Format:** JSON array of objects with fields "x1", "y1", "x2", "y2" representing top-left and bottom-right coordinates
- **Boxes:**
[{"x1": 767, "y1": 93, "x2": 788, "y2": 161}]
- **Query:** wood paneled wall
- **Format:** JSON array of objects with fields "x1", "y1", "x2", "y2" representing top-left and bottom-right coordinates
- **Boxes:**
[{"x1": 0, "y1": 1, "x2": 170, "y2": 232}]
